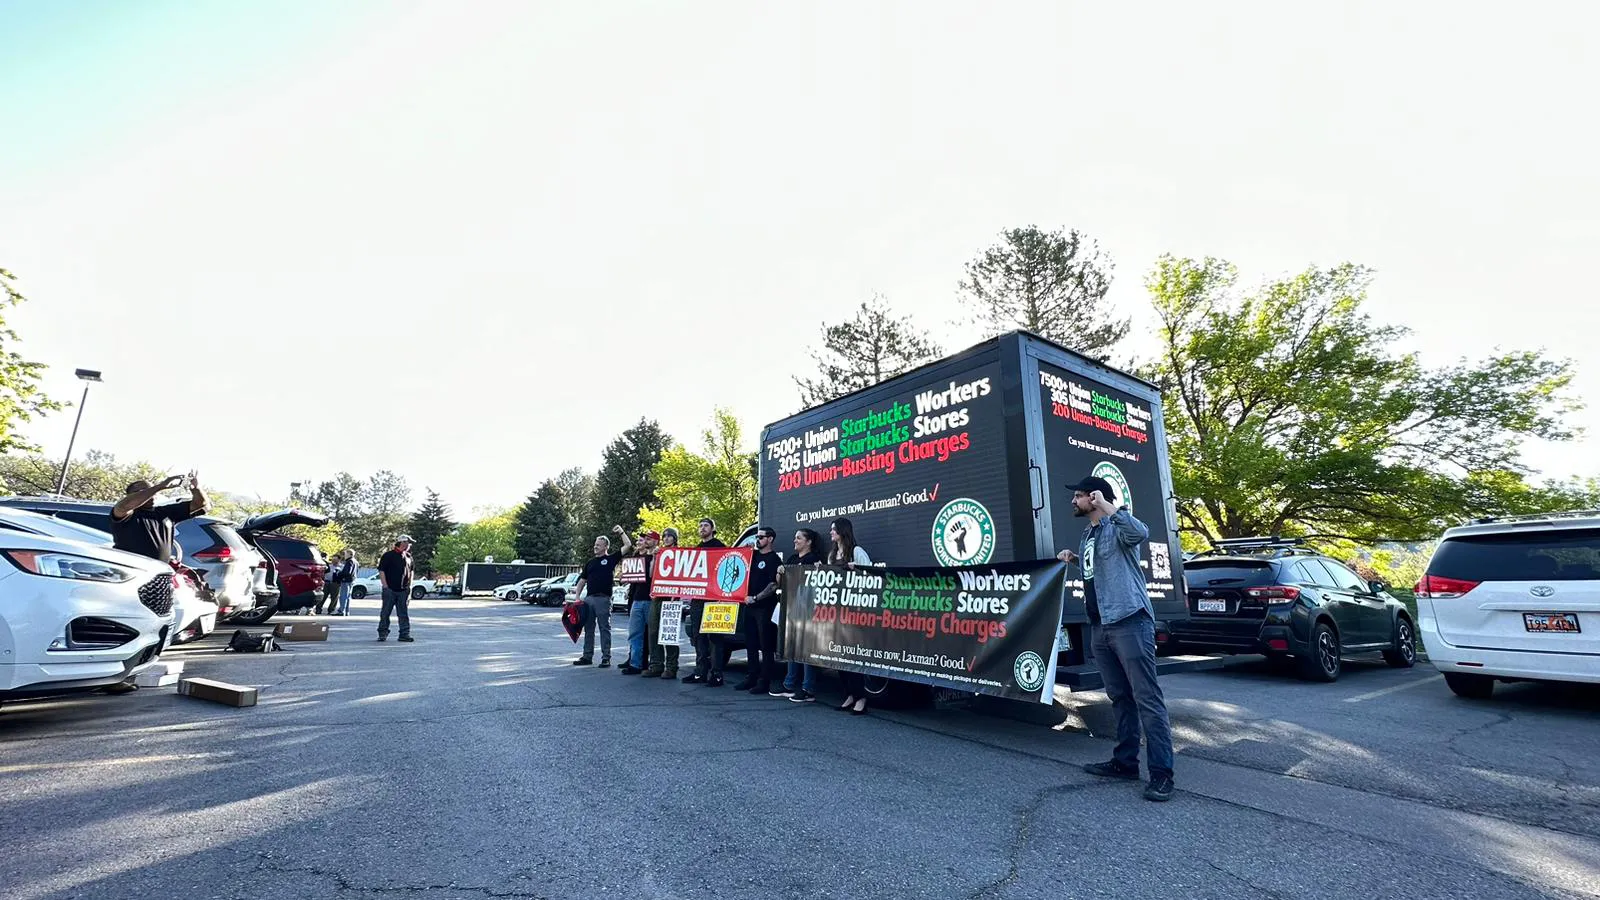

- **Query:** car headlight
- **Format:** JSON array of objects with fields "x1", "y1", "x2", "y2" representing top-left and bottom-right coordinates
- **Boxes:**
[{"x1": 1, "y1": 549, "x2": 142, "y2": 583}]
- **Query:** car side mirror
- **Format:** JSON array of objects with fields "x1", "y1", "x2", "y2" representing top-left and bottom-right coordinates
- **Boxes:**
[{"x1": 1369, "y1": 580, "x2": 1389, "y2": 595}]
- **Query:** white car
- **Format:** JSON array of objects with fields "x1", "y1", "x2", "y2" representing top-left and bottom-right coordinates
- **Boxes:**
[
  {"x1": 496, "y1": 577, "x2": 548, "y2": 601},
  {"x1": 0, "y1": 532, "x2": 174, "y2": 702},
  {"x1": 351, "y1": 574, "x2": 435, "y2": 601},
  {"x1": 1416, "y1": 510, "x2": 1600, "y2": 699}
]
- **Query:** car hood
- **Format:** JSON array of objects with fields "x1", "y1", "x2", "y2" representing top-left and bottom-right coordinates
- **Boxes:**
[
  {"x1": 0, "y1": 531, "x2": 173, "y2": 578},
  {"x1": 238, "y1": 508, "x2": 329, "y2": 535}
]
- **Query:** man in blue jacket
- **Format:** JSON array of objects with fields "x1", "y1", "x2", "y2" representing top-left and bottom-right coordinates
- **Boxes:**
[{"x1": 1058, "y1": 475, "x2": 1175, "y2": 802}]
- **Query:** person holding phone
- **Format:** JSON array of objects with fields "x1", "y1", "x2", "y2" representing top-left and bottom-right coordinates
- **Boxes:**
[
  {"x1": 1056, "y1": 475, "x2": 1174, "y2": 802},
  {"x1": 110, "y1": 472, "x2": 208, "y2": 562}
]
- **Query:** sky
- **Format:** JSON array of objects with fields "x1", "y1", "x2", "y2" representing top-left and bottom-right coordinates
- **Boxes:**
[{"x1": 3, "y1": 0, "x2": 1597, "y2": 516}]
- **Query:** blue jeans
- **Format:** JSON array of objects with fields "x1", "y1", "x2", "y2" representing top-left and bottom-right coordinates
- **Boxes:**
[
  {"x1": 379, "y1": 587, "x2": 411, "y2": 639},
  {"x1": 1092, "y1": 610, "x2": 1174, "y2": 779},
  {"x1": 784, "y1": 661, "x2": 815, "y2": 693},
  {"x1": 337, "y1": 582, "x2": 352, "y2": 615},
  {"x1": 627, "y1": 600, "x2": 649, "y2": 667}
]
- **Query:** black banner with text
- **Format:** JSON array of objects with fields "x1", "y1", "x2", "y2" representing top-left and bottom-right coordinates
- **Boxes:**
[{"x1": 781, "y1": 560, "x2": 1067, "y2": 703}]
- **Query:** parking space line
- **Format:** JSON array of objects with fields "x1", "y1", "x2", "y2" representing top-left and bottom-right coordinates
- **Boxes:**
[
  {"x1": 1342, "y1": 674, "x2": 1441, "y2": 703},
  {"x1": 0, "y1": 753, "x2": 217, "y2": 774}
]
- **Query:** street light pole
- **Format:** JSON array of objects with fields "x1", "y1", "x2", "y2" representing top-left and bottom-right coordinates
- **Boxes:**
[{"x1": 55, "y1": 369, "x2": 103, "y2": 498}]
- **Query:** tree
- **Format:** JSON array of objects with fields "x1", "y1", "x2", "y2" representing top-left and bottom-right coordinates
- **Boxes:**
[
  {"x1": 638, "y1": 409, "x2": 758, "y2": 540},
  {"x1": 208, "y1": 493, "x2": 348, "y2": 558},
  {"x1": 362, "y1": 470, "x2": 411, "y2": 518},
  {"x1": 795, "y1": 294, "x2": 943, "y2": 407},
  {"x1": 0, "y1": 450, "x2": 162, "y2": 501},
  {"x1": 304, "y1": 473, "x2": 365, "y2": 521},
  {"x1": 555, "y1": 467, "x2": 596, "y2": 560},
  {"x1": 0, "y1": 267, "x2": 62, "y2": 458},
  {"x1": 1143, "y1": 255, "x2": 1579, "y2": 544},
  {"x1": 432, "y1": 511, "x2": 516, "y2": 576},
  {"x1": 335, "y1": 470, "x2": 413, "y2": 562},
  {"x1": 514, "y1": 481, "x2": 574, "y2": 563},
  {"x1": 591, "y1": 419, "x2": 670, "y2": 536},
  {"x1": 406, "y1": 489, "x2": 456, "y2": 576},
  {"x1": 959, "y1": 226, "x2": 1127, "y2": 357}
]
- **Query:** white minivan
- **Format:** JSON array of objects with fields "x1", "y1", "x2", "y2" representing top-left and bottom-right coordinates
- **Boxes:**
[{"x1": 1416, "y1": 510, "x2": 1600, "y2": 698}]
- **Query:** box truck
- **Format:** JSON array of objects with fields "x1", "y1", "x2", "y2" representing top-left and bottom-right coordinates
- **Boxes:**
[{"x1": 758, "y1": 330, "x2": 1217, "y2": 695}]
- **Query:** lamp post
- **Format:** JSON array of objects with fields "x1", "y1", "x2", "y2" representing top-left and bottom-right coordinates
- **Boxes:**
[{"x1": 54, "y1": 368, "x2": 104, "y2": 498}]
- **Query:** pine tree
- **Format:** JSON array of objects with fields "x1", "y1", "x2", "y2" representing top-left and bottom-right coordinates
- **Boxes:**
[
  {"x1": 795, "y1": 294, "x2": 942, "y2": 407},
  {"x1": 591, "y1": 419, "x2": 671, "y2": 534},
  {"x1": 514, "y1": 482, "x2": 574, "y2": 564},
  {"x1": 960, "y1": 225, "x2": 1128, "y2": 357},
  {"x1": 405, "y1": 489, "x2": 455, "y2": 576}
]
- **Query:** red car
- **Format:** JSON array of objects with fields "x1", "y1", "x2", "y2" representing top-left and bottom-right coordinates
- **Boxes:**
[{"x1": 252, "y1": 533, "x2": 329, "y2": 612}]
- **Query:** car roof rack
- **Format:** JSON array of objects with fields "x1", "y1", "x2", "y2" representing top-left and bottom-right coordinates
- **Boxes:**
[
  {"x1": 1197, "y1": 536, "x2": 1319, "y2": 559},
  {"x1": 1468, "y1": 509, "x2": 1600, "y2": 526}
]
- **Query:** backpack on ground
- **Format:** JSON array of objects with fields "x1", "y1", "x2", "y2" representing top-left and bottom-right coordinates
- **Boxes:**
[{"x1": 225, "y1": 630, "x2": 279, "y2": 653}]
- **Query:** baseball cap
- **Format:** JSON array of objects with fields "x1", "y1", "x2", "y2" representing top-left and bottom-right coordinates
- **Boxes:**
[
  {"x1": 1067, "y1": 476, "x2": 1118, "y2": 504},
  {"x1": 640, "y1": 530, "x2": 662, "y2": 541},
  {"x1": 396, "y1": 534, "x2": 415, "y2": 544}
]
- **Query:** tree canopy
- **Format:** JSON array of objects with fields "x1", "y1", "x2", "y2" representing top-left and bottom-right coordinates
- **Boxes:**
[{"x1": 639, "y1": 408, "x2": 758, "y2": 541}]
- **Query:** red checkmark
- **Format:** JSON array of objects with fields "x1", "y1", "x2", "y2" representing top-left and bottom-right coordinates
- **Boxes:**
[{"x1": 930, "y1": 483, "x2": 940, "y2": 502}]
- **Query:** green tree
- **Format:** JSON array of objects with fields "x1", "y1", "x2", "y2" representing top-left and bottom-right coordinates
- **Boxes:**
[
  {"x1": 959, "y1": 226, "x2": 1127, "y2": 357},
  {"x1": 305, "y1": 472, "x2": 366, "y2": 521},
  {"x1": 795, "y1": 294, "x2": 943, "y2": 407},
  {"x1": 514, "y1": 481, "x2": 574, "y2": 563},
  {"x1": 638, "y1": 408, "x2": 758, "y2": 540},
  {"x1": 1143, "y1": 255, "x2": 1579, "y2": 544},
  {"x1": 0, "y1": 267, "x2": 62, "y2": 459},
  {"x1": 405, "y1": 489, "x2": 455, "y2": 576},
  {"x1": 207, "y1": 494, "x2": 347, "y2": 558},
  {"x1": 0, "y1": 450, "x2": 162, "y2": 501},
  {"x1": 432, "y1": 510, "x2": 516, "y2": 576},
  {"x1": 555, "y1": 466, "x2": 596, "y2": 560},
  {"x1": 591, "y1": 419, "x2": 670, "y2": 536}
]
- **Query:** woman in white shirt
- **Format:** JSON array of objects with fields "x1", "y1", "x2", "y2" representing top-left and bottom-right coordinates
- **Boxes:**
[{"x1": 828, "y1": 517, "x2": 874, "y2": 716}]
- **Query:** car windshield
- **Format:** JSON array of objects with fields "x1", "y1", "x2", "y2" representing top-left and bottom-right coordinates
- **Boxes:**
[
  {"x1": 0, "y1": 509, "x2": 112, "y2": 545},
  {"x1": 1184, "y1": 560, "x2": 1277, "y2": 588},
  {"x1": 1431, "y1": 528, "x2": 1600, "y2": 582}
]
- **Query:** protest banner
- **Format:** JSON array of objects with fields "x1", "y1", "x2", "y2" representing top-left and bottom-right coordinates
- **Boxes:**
[
  {"x1": 658, "y1": 600, "x2": 685, "y2": 645},
  {"x1": 618, "y1": 555, "x2": 649, "y2": 584},
  {"x1": 700, "y1": 602, "x2": 740, "y2": 634},
  {"x1": 650, "y1": 546, "x2": 754, "y2": 601},
  {"x1": 781, "y1": 560, "x2": 1067, "y2": 703}
]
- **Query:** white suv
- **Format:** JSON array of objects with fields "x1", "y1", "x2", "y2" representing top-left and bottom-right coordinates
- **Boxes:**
[{"x1": 1416, "y1": 510, "x2": 1600, "y2": 699}]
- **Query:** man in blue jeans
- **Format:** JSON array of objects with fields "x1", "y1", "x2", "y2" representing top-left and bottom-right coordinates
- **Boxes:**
[
  {"x1": 1058, "y1": 475, "x2": 1175, "y2": 802},
  {"x1": 377, "y1": 535, "x2": 415, "y2": 643}
]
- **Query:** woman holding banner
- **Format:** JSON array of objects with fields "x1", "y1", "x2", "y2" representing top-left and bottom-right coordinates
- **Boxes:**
[
  {"x1": 771, "y1": 527, "x2": 824, "y2": 702},
  {"x1": 827, "y1": 518, "x2": 875, "y2": 716}
]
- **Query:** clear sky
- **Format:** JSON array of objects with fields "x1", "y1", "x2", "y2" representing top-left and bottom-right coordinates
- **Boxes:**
[{"x1": 3, "y1": 0, "x2": 1596, "y2": 515}]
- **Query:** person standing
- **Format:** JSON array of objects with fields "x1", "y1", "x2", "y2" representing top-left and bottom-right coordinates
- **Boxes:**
[
  {"x1": 682, "y1": 518, "x2": 727, "y2": 685},
  {"x1": 827, "y1": 518, "x2": 875, "y2": 715},
  {"x1": 110, "y1": 473, "x2": 208, "y2": 562},
  {"x1": 734, "y1": 526, "x2": 783, "y2": 694},
  {"x1": 572, "y1": 526, "x2": 632, "y2": 667},
  {"x1": 620, "y1": 531, "x2": 660, "y2": 675},
  {"x1": 1057, "y1": 475, "x2": 1174, "y2": 802},
  {"x1": 771, "y1": 528, "x2": 824, "y2": 702},
  {"x1": 643, "y1": 528, "x2": 681, "y2": 679},
  {"x1": 333, "y1": 550, "x2": 357, "y2": 616},
  {"x1": 377, "y1": 536, "x2": 415, "y2": 643}
]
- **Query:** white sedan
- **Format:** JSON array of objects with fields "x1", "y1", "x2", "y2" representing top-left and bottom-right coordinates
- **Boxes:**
[
  {"x1": 496, "y1": 577, "x2": 549, "y2": 601},
  {"x1": 0, "y1": 532, "x2": 174, "y2": 701},
  {"x1": 351, "y1": 574, "x2": 436, "y2": 601}
]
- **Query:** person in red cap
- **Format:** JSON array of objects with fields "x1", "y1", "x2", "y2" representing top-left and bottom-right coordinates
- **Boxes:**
[{"x1": 619, "y1": 530, "x2": 661, "y2": 674}]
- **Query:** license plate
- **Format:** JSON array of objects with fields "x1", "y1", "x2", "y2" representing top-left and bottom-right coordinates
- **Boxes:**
[
  {"x1": 1197, "y1": 599, "x2": 1227, "y2": 613},
  {"x1": 1524, "y1": 613, "x2": 1581, "y2": 633}
]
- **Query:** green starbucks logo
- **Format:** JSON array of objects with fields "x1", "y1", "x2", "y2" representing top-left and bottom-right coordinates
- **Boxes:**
[
  {"x1": 932, "y1": 498, "x2": 996, "y2": 566},
  {"x1": 1014, "y1": 651, "x2": 1047, "y2": 693},
  {"x1": 1092, "y1": 461, "x2": 1131, "y2": 513}
]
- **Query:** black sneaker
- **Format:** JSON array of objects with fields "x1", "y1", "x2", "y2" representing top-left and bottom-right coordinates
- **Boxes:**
[
  {"x1": 733, "y1": 679, "x2": 758, "y2": 691},
  {"x1": 1144, "y1": 776, "x2": 1175, "y2": 802},
  {"x1": 705, "y1": 675, "x2": 725, "y2": 687},
  {"x1": 377, "y1": 636, "x2": 388, "y2": 642},
  {"x1": 619, "y1": 665, "x2": 642, "y2": 675},
  {"x1": 769, "y1": 686, "x2": 796, "y2": 698},
  {"x1": 681, "y1": 673, "x2": 705, "y2": 684},
  {"x1": 748, "y1": 682, "x2": 770, "y2": 695},
  {"x1": 789, "y1": 690, "x2": 816, "y2": 703},
  {"x1": 572, "y1": 658, "x2": 593, "y2": 666},
  {"x1": 598, "y1": 660, "x2": 611, "y2": 669},
  {"x1": 398, "y1": 636, "x2": 414, "y2": 643},
  {"x1": 1082, "y1": 760, "x2": 1140, "y2": 780}
]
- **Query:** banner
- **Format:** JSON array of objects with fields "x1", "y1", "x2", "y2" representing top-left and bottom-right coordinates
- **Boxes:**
[
  {"x1": 781, "y1": 560, "x2": 1067, "y2": 703},
  {"x1": 658, "y1": 600, "x2": 685, "y2": 645},
  {"x1": 618, "y1": 555, "x2": 649, "y2": 584},
  {"x1": 700, "y1": 602, "x2": 740, "y2": 634},
  {"x1": 651, "y1": 547, "x2": 754, "y2": 601}
]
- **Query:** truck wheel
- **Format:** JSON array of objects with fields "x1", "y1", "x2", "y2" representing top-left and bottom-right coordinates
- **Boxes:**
[
  {"x1": 351, "y1": 586, "x2": 367, "y2": 600},
  {"x1": 411, "y1": 586, "x2": 426, "y2": 600}
]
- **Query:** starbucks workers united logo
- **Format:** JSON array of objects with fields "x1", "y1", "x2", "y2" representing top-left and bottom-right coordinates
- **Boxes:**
[
  {"x1": 1092, "y1": 461, "x2": 1131, "y2": 513},
  {"x1": 1014, "y1": 651, "x2": 1047, "y2": 693},
  {"x1": 932, "y1": 498, "x2": 996, "y2": 566}
]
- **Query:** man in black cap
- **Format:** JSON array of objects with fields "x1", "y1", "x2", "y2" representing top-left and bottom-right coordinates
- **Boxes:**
[
  {"x1": 111, "y1": 473, "x2": 208, "y2": 562},
  {"x1": 1057, "y1": 474, "x2": 1175, "y2": 802}
]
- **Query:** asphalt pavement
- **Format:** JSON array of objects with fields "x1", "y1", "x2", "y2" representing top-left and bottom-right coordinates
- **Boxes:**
[{"x1": 1, "y1": 598, "x2": 1596, "y2": 900}]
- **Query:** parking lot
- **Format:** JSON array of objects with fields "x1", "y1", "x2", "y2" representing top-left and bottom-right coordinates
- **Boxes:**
[{"x1": 2, "y1": 599, "x2": 1596, "y2": 900}]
